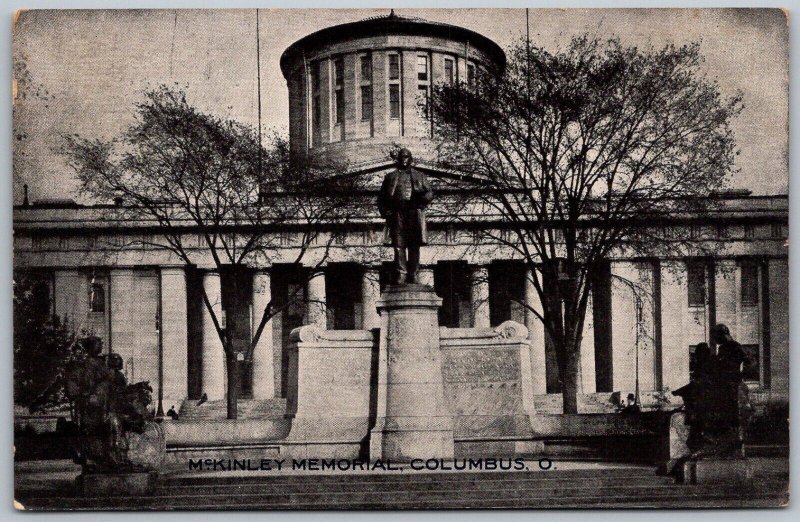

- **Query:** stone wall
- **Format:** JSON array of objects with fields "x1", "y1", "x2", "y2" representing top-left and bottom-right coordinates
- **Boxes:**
[
  {"x1": 284, "y1": 325, "x2": 378, "y2": 459},
  {"x1": 439, "y1": 321, "x2": 537, "y2": 456},
  {"x1": 440, "y1": 321, "x2": 533, "y2": 440},
  {"x1": 285, "y1": 320, "x2": 537, "y2": 458}
]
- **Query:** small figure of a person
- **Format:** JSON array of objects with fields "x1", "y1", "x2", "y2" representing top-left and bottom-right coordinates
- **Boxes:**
[
  {"x1": 377, "y1": 148, "x2": 434, "y2": 284},
  {"x1": 621, "y1": 393, "x2": 641, "y2": 414},
  {"x1": 166, "y1": 405, "x2": 180, "y2": 420}
]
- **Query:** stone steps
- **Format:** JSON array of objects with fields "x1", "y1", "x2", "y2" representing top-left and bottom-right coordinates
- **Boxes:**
[
  {"x1": 178, "y1": 399, "x2": 287, "y2": 420},
  {"x1": 18, "y1": 488, "x2": 789, "y2": 510},
  {"x1": 16, "y1": 464, "x2": 789, "y2": 510}
]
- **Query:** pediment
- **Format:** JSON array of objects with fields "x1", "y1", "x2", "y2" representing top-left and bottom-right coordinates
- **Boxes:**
[{"x1": 343, "y1": 159, "x2": 486, "y2": 190}]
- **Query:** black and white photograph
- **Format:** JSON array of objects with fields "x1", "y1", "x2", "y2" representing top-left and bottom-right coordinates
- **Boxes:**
[{"x1": 11, "y1": 6, "x2": 790, "y2": 510}]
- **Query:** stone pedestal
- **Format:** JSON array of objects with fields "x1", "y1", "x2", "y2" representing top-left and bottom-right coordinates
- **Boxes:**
[
  {"x1": 370, "y1": 284, "x2": 454, "y2": 461},
  {"x1": 683, "y1": 458, "x2": 754, "y2": 485}
]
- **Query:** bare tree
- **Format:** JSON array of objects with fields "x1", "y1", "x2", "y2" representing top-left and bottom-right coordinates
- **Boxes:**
[
  {"x1": 61, "y1": 85, "x2": 363, "y2": 419},
  {"x1": 430, "y1": 35, "x2": 743, "y2": 413}
]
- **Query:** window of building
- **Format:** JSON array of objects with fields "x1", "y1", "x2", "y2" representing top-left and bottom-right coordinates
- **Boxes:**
[
  {"x1": 387, "y1": 53, "x2": 402, "y2": 121},
  {"x1": 444, "y1": 58, "x2": 455, "y2": 84},
  {"x1": 434, "y1": 261, "x2": 471, "y2": 328},
  {"x1": 416, "y1": 54, "x2": 431, "y2": 127},
  {"x1": 716, "y1": 224, "x2": 730, "y2": 239},
  {"x1": 687, "y1": 263, "x2": 706, "y2": 307},
  {"x1": 388, "y1": 54, "x2": 400, "y2": 80},
  {"x1": 333, "y1": 57, "x2": 344, "y2": 88},
  {"x1": 417, "y1": 55, "x2": 428, "y2": 81},
  {"x1": 360, "y1": 55, "x2": 372, "y2": 82},
  {"x1": 310, "y1": 61, "x2": 322, "y2": 145},
  {"x1": 89, "y1": 282, "x2": 105, "y2": 313},
  {"x1": 333, "y1": 57, "x2": 344, "y2": 125},
  {"x1": 361, "y1": 85, "x2": 373, "y2": 121},
  {"x1": 359, "y1": 54, "x2": 373, "y2": 123},
  {"x1": 741, "y1": 262, "x2": 759, "y2": 306},
  {"x1": 771, "y1": 223, "x2": 783, "y2": 238},
  {"x1": 744, "y1": 224, "x2": 756, "y2": 239},
  {"x1": 389, "y1": 84, "x2": 401, "y2": 119}
]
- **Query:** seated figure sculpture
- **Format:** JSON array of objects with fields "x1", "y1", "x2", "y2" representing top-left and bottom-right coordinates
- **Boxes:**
[
  {"x1": 673, "y1": 324, "x2": 752, "y2": 460},
  {"x1": 64, "y1": 337, "x2": 162, "y2": 473}
]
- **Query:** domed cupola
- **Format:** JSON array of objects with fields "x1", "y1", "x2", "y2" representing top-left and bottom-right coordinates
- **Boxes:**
[{"x1": 280, "y1": 11, "x2": 505, "y2": 169}]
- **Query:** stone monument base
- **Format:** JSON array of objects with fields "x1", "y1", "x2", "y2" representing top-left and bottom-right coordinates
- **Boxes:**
[
  {"x1": 682, "y1": 458, "x2": 754, "y2": 485},
  {"x1": 371, "y1": 416, "x2": 454, "y2": 462},
  {"x1": 372, "y1": 284, "x2": 455, "y2": 461},
  {"x1": 77, "y1": 470, "x2": 158, "y2": 497}
]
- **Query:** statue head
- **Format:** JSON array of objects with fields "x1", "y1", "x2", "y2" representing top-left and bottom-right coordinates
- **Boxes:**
[
  {"x1": 394, "y1": 147, "x2": 413, "y2": 168},
  {"x1": 710, "y1": 323, "x2": 732, "y2": 345},
  {"x1": 107, "y1": 352, "x2": 124, "y2": 371}
]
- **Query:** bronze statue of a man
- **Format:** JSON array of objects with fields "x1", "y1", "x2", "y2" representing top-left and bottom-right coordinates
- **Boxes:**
[{"x1": 377, "y1": 148, "x2": 433, "y2": 284}]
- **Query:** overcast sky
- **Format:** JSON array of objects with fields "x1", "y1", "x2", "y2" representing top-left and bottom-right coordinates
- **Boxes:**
[{"x1": 12, "y1": 8, "x2": 788, "y2": 204}]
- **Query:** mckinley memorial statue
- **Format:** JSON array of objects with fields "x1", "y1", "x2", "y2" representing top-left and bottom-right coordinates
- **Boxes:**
[{"x1": 377, "y1": 148, "x2": 434, "y2": 285}]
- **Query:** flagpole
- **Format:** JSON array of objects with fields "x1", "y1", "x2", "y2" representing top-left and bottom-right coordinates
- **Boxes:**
[{"x1": 256, "y1": 8, "x2": 263, "y2": 184}]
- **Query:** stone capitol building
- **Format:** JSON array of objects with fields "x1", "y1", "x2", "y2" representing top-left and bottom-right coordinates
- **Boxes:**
[{"x1": 14, "y1": 13, "x2": 789, "y2": 462}]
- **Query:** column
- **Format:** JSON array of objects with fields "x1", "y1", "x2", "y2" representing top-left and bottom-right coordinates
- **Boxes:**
[
  {"x1": 768, "y1": 258, "x2": 789, "y2": 395},
  {"x1": 251, "y1": 270, "x2": 274, "y2": 399},
  {"x1": 201, "y1": 271, "x2": 225, "y2": 400},
  {"x1": 525, "y1": 268, "x2": 547, "y2": 395},
  {"x1": 470, "y1": 265, "x2": 490, "y2": 328},
  {"x1": 610, "y1": 261, "x2": 637, "y2": 391},
  {"x1": 160, "y1": 267, "x2": 188, "y2": 408},
  {"x1": 54, "y1": 269, "x2": 88, "y2": 329},
  {"x1": 417, "y1": 267, "x2": 435, "y2": 287},
  {"x1": 361, "y1": 267, "x2": 381, "y2": 330},
  {"x1": 580, "y1": 293, "x2": 596, "y2": 394},
  {"x1": 110, "y1": 269, "x2": 136, "y2": 373},
  {"x1": 306, "y1": 270, "x2": 327, "y2": 328},
  {"x1": 660, "y1": 261, "x2": 689, "y2": 390}
]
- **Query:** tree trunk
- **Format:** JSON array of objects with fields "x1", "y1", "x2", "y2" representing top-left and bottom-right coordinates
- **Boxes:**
[
  {"x1": 560, "y1": 329, "x2": 581, "y2": 414},
  {"x1": 225, "y1": 349, "x2": 238, "y2": 420}
]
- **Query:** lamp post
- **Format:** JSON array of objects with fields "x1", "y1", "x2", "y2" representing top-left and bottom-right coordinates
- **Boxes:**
[
  {"x1": 634, "y1": 293, "x2": 643, "y2": 408},
  {"x1": 156, "y1": 270, "x2": 164, "y2": 419}
]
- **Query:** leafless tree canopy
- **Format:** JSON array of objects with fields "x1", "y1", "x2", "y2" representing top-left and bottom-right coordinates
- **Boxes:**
[
  {"x1": 60, "y1": 85, "x2": 365, "y2": 418},
  {"x1": 430, "y1": 35, "x2": 743, "y2": 412}
]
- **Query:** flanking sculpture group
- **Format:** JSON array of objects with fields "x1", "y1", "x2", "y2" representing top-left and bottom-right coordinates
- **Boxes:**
[
  {"x1": 674, "y1": 323, "x2": 753, "y2": 459},
  {"x1": 64, "y1": 336, "x2": 165, "y2": 494}
]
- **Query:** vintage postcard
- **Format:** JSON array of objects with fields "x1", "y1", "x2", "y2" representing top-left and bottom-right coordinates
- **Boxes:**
[{"x1": 12, "y1": 8, "x2": 788, "y2": 509}]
